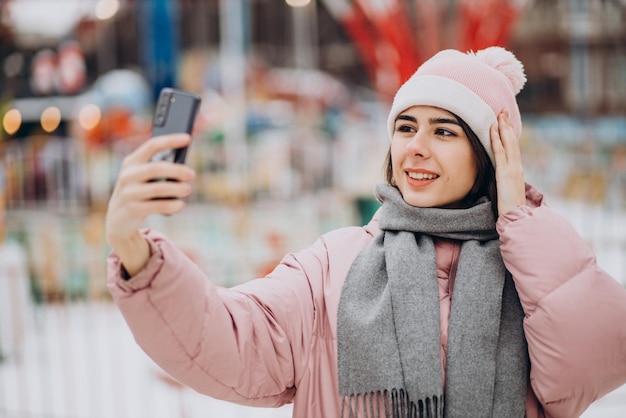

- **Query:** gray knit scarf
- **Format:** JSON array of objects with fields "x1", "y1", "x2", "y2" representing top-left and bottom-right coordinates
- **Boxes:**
[{"x1": 337, "y1": 184, "x2": 529, "y2": 418}]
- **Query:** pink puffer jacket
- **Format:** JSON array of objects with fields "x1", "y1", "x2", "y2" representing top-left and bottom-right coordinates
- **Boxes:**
[{"x1": 107, "y1": 185, "x2": 626, "y2": 418}]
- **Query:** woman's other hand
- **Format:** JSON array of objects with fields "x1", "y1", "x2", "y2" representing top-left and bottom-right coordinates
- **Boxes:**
[
  {"x1": 105, "y1": 133, "x2": 195, "y2": 276},
  {"x1": 490, "y1": 111, "x2": 526, "y2": 217}
]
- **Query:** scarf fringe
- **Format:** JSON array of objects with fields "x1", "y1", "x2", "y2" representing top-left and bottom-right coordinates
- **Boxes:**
[{"x1": 341, "y1": 389, "x2": 443, "y2": 418}]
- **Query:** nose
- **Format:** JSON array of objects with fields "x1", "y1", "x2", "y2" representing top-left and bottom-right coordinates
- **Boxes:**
[{"x1": 406, "y1": 129, "x2": 431, "y2": 158}]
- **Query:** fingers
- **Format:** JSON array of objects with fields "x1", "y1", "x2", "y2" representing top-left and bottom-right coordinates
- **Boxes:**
[
  {"x1": 122, "y1": 191, "x2": 189, "y2": 217},
  {"x1": 106, "y1": 173, "x2": 193, "y2": 244},
  {"x1": 490, "y1": 111, "x2": 520, "y2": 165},
  {"x1": 115, "y1": 162, "x2": 195, "y2": 204},
  {"x1": 122, "y1": 133, "x2": 192, "y2": 168},
  {"x1": 135, "y1": 160, "x2": 196, "y2": 184},
  {"x1": 105, "y1": 191, "x2": 187, "y2": 248},
  {"x1": 499, "y1": 111, "x2": 521, "y2": 163},
  {"x1": 116, "y1": 134, "x2": 195, "y2": 187},
  {"x1": 490, "y1": 110, "x2": 526, "y2": 216},
  {"x1": 136, "y1": 178, "x2": 194, "y2": 202},
  {"x1": 490, "y1": 123, "x2": 506, "y2": 167},
  {"x1": 106, "y1": 135, "x2": 196, "y2": 242}
]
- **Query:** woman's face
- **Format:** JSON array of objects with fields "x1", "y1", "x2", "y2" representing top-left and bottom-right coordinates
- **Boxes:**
[{"x1": 391, "y1": 105, "x2": 478, "y2": 208}]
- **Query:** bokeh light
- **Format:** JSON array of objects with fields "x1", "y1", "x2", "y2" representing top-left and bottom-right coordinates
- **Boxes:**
[
  {"x1": 95, "y1": 0, "x2": 120, "y2": 20},
  {"x1": 285, "y1": 0, "x2": 311, "y2": 7},
  {"x1": 40, "y1": 106, "x2": 62, "y2": 132},
  {"x1": 78, "y1": 104, "x2": 102, "y2": 130},
  {"x1": 2, "y1": 108, "x2": 22, "y2": 135}
]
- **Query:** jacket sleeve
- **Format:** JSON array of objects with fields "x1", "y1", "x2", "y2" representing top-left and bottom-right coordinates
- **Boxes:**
[
  {"x1": 497, "y1": 204, "x2": 626, "y2": 418},
  {"x1": 106, "y1": 228, "x2": 329, "y2": 408}
]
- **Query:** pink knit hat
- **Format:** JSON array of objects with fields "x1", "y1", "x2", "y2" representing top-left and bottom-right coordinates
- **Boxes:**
[{"x1": 386, "y1": 46, "x2": 526, "y2": 165}]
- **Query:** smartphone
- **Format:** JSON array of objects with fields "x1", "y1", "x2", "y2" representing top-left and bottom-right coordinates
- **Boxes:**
[{"x1": 150, "y1": 87, "x2": 202, "y2": 164}]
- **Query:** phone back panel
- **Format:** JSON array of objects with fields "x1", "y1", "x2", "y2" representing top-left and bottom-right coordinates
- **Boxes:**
[{"x1": 151, "y1": 88, "x2": 201, "y2": 164}]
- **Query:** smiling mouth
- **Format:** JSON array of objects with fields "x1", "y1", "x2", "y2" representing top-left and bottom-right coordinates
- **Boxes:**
[{"x1": 407, "y1": 172, "x2": 439, "y2": 180}]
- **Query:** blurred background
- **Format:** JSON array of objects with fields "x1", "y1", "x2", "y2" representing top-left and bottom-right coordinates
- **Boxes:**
[{"x1": 0, "y1": 0, "x2": 624, "y2": 417}]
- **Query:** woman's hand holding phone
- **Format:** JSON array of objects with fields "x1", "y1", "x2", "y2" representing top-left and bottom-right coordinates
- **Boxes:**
[
  {"x1": 105, "y1": 133, "x2": 196, "y2": 277},
  {"x1": 106, "y1": 88, "x2": 201, "y2": 278}
]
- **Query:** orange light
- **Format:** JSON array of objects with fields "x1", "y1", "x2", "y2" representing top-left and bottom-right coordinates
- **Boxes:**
[
  {"x1": 2, "y1": 109, "x2": 22, "y2": 135},
  {"x1": 41, "y1": 107, "x2": 61, "y2": 132}
]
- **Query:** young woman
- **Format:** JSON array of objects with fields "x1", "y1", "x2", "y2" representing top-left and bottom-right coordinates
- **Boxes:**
[{"x1": 105, "y1": 47, "x2": 626, "y2": 418}]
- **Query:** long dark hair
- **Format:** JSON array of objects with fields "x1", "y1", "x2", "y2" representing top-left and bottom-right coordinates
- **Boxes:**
[{"x1": 384, "y1": 113, "x2": 498, "y2": 218}]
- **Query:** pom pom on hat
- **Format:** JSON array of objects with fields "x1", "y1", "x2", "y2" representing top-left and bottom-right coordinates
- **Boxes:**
[
  {"x1": 473, "y1": 46, "x2": 526, "y2": 94},
  {"x1": 387, "y1": 46, "x2": 526, "y2": 165}
]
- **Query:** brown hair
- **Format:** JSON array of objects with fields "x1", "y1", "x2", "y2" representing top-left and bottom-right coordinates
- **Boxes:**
[{"x1": 384, "y1": 113, "x2": 498, "y2": 217}]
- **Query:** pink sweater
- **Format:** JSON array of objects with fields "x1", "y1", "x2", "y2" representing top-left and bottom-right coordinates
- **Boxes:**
[{"x1": 107, "y1": 185, "x2": 626, "y2": 418}]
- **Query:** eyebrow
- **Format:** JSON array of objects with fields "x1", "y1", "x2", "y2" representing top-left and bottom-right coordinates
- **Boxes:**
[
  {"x1": 395, "y1": 114, "x2": 461, "y2": 126},
  {"x1": 396, "y1": 114, "x2": 417, "y2": 123},
  {"x1": 428, "y1": 117, "x2": 460, "y2": 126}
]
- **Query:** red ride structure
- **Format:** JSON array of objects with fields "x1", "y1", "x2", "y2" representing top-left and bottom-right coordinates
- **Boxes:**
[{"x1": 320, "y1": 0, "x2": 526, "y2": 102}]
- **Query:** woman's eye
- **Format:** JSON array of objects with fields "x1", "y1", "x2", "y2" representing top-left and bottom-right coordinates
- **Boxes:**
[
  {"x1": 396, "y1": 124, "x2": 416, "y2": 133},
  {"x1": 435, "y1": 128, "x2": 455, "y2": 137}
]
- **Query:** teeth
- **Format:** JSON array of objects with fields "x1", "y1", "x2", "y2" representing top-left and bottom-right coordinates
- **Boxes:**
[{"x1": 408, "y1": 172, "x2": 439, "y2": 180}]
